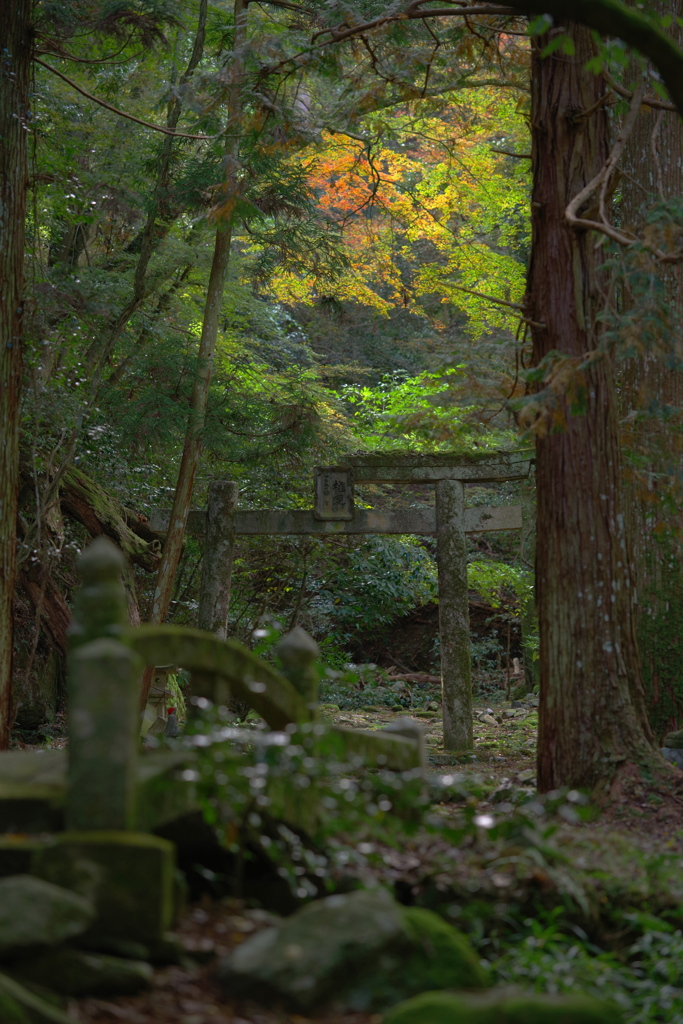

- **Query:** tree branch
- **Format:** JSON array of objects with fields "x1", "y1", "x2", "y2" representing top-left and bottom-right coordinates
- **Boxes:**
[
  {"x1": 603, "y1": 68, "x2": 677, "y2": 113},
  {"x1": 490, "y1": 146, "x2": 531, "y2": 158},
  {"x1": 34, "y1": 58, "x2": 224, "y2": 139},
  {"x1": 282, "y1": 0, "x2": 683, "y2": 122},
  {"x1": 449, "y1": 282, "x2": 525, "y2": 310},
  {"x1": 251, "y1": 0, "x2": 312, "y2": 11},
  {"x1": 312, "y1": 5, "x2": 515, "y2": 44}
]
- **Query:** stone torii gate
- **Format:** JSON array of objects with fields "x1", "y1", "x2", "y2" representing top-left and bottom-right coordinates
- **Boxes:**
[{"x1": 151, "y1": 451, "x2": 531, "y2": 751}]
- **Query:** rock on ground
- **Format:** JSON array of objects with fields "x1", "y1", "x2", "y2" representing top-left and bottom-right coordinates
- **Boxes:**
[
  {"x1": 218, "y1": 887, "x2": 487, "y2": 1011},
  {"x1": 0, "y1": 875, "x2": 94, "y2": 957}
]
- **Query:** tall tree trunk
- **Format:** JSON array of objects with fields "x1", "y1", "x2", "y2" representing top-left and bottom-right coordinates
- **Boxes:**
[
  {"x1": 83, "y1": 0, "x2": 208, "y2": 381},
  {"x1": 0, "y1": 0, "x2": 32, "y2": 748},
  {"x1": 142, "y1": 0, "x2": 247, "y2": 707},
  {"x1": 619, "y1": 1, "x2": 683, "y2": 743},
  {"x1": 528, "y1": 24, "x2": 660, "y2": 792}
]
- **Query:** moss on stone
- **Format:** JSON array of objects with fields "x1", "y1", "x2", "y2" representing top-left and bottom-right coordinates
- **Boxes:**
[
  {"x1": 0, "y1": 837, "x2": 48, "y2": 878},
  {"x1": 31, "y1": 831, "x2": 175, "y2": 947},
  {"x1": 342, "y1": 907, "x2": 487, "y2": 1011},
  {"x1": 347, "y1": 449, "x2": 532, "y2": 467},
  {"x1": 400, "y1": 906, "x2": 489, "y2": 991},
  {"x1": 384, "y1": 989, "x2": 623, "y2": 1024},
  {"x1": 503, "y1": 993, "x2": 622, "y2": 1023},
  {"x1": 13, "y1": 947, "x2": 152, "y2": 997},
  {"x1": 663, "y1": 729, "x2": 683, "y2": 749}
]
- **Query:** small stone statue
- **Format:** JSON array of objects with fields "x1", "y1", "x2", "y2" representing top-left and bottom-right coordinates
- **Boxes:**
[{"x1": 165, "y1": 707, "x2": 181, "y2": 738}]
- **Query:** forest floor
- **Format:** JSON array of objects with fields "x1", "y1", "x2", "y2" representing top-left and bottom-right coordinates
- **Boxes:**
[{"x1": 70, "y1": 695, "x2": 683, "y2": 1024}]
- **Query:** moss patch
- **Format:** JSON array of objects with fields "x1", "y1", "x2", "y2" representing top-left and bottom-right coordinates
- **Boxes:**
[{"x1": 384, "y1": 989, "x2": 623, "y2": 1024}]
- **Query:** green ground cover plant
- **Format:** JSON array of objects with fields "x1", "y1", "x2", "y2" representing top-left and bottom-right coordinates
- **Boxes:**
[{"x1": 169, "y1": 698, "x2": 683, "y2": 1023}]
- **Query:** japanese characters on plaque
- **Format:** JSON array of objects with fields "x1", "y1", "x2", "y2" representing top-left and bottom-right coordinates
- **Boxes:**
[{"x1": 314, "y1": 468, "x2": 354, "y2": 520}]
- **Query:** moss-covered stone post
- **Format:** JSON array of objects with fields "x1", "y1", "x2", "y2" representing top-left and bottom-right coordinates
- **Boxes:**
[
  {"x1": 67, "y1": 538, "x2": 140, "y2": 830},
  {"x1": 198, "y1": 480, "x2": 239, "y2": 639},
  {"x1": 70, "y1": 537, "x2": 129, "y2": 649},
  {"x1": 435, "y1": 479, "x2": 473, "y2": 751},
  {"x1": 275, "y1": 627, "x2": 319, "y2": 719}
]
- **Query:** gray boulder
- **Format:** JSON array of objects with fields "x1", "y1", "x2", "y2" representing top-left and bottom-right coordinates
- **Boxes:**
[
  {"x1": 218, "y1": 888, "x2": 487, "y2": 1011},
  {"x1": 0, "y1": 875, "x2": 94, "y2": 958},
  {"x1": 661, "y1": 747, "x2": 683, "y2": 768}
]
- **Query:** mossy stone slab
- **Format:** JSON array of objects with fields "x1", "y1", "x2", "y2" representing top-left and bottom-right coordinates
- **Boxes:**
[
  {"x1": 663, "y1": 729, "x2": 683, "y2": 749},
  {"x1": 31, "y1": 831, "x2": 175, "y2": 946},
  {"x1": 13, "y1": 947, "x2": 153, "y2": 997},
  {"x1": 0, "y1": 836, "x2": 50, "y2": 878},
  {"x1": 384, "y1": 989, "x2": 624, "y2": 1024},
  {"x1": 320, "y1": 724, "x2": 423, "y2": 772},
  {"x1": 0, "y1": 751, "x2": 65, "y2": 833},
  {"x1": 0, "y1": 749, "x2": 197, "y2": 835}
]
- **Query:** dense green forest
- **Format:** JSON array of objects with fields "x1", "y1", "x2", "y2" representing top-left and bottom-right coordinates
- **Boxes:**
[{"x1": 4, "y1": 1, "x2": 683, "y2": 1022}]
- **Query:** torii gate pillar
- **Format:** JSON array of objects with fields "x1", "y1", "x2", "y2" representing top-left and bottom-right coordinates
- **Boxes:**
[{"x1": 435, "y1": 478, "x2": 472, "y2": 751}]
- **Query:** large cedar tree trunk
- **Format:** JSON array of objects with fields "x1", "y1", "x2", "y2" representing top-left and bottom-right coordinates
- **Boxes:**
[
  {"x1": 0, "y1": 0, "x2": 31, "y2": 748},
  {"x1": 619, "y1": 1, "x2": 683, "y2": 742},
  {"x1": 528, "y1": 24, "x2": 659, "y2": 791}
]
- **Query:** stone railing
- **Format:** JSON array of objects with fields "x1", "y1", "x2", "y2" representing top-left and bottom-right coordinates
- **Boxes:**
[{"x1": 66, "y1": 537, "x2": 424, "y2": 835}]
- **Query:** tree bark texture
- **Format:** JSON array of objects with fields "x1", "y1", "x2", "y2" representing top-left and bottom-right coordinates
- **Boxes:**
[
  {"x1": 0, "y1": 0, "x2": 31, "y2": 748},
  {"x1": 501, "y1": 0, "x2": 683, "y2": 119},
  {"x1": 619, "y1": 0, "x2": 683, "y2": 741},
  {"x1": 528, "y1": 25, "x2": 659, "y2": 791}
]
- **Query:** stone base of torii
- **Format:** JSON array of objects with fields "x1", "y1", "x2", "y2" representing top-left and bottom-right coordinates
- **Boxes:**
[{"x1": 150, "y1": 451, "x2": 531, "y2": 751}]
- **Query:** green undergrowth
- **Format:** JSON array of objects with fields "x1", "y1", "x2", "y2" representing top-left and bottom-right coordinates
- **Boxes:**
[
  {"x1": 487, "y1": 912, "x2": 683, "y2": 1023},
  {"x1": 318, "y1": 664, "x2": 515, "y2": 713},
  {"x1": 319, "y1": 667, "x2": 440, "y2": 713},
  {"x1": 174, "y1": 702, "x2": 683, "y2": 1023}
]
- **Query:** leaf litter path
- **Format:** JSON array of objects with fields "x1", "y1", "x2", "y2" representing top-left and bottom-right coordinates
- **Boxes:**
[{"x1": 73, "y1": 700, "x2": 683, "y2": 1023}]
